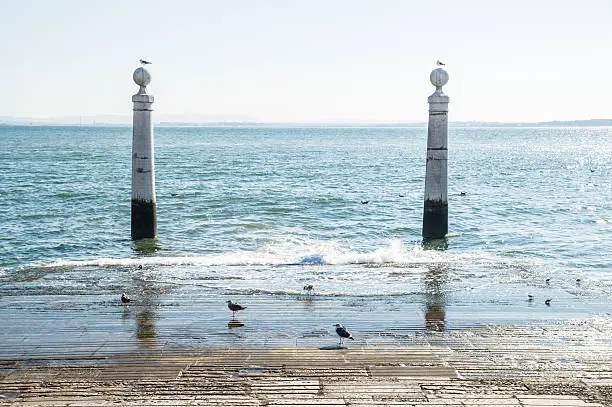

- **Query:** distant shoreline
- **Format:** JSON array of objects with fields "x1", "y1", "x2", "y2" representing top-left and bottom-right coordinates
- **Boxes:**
[{"x1": 1, "y1": 119, "x2": 612, "y2": 128}]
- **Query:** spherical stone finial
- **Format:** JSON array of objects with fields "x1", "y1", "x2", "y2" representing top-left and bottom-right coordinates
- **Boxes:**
[
  {"x1": 133, "y1": 67, "x2": 151, "y2": 89},
  {"x1": 430, "y1": 68, "x2": 449, "y2": 90}
]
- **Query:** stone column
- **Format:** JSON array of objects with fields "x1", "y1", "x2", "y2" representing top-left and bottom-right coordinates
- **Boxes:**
[
  {"x1": 422, "y1": 68, "x2": 449, "y2": 240},
  {"x1": 131, "y1": 67, "x2": 157, "y2": 240}
]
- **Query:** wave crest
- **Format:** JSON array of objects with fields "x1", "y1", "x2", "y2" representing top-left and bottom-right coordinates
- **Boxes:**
[{"x1": 46, "y1": 238, "x2": 494, "y2": 269}]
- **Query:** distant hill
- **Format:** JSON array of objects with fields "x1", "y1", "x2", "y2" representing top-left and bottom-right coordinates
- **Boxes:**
[
  {"x1": 447, "y1": 119, "x2": 612, "y2": 127},
  {"x1": 1, "y1": 116, "x2": 611, "y2": 127},
  {"x1": 0, "y1": 113, "x2": 258, "y2": 126}
]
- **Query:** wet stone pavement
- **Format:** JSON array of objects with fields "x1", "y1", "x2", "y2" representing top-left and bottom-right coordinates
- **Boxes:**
[{"x1": 1, "y1": 317, "x2": 611, "y2": 406}]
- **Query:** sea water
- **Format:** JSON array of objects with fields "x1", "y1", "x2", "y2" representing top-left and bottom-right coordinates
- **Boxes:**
[{"x1": 0, "y1": 125, "x2": 610, "y2": 352}]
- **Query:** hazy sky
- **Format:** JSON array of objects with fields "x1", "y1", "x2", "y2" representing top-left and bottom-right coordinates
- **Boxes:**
[{"x1": 0, "y1": 0, "x2": 610, "y2": 122}]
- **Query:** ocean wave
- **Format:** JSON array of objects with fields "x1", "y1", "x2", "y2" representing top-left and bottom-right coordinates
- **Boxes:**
[
  {"x1": 221, "y1": 287, "x2": 423, "y2": 297},
  {"x1": 45, "y1": 238, "x2": 503, "y2": 269}
]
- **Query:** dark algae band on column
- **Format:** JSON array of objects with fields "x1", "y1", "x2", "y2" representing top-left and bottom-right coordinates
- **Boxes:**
[
  {"x1": 423, "y1": 199, "x2": 448, "y2": 239},
  {"x1": 131, "y1": 199, "x2": 157, "y2": 239}
]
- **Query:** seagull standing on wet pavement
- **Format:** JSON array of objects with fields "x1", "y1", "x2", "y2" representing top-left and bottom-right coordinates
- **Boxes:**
[
  {"x1": 227, "y1": 300, "x2": 246, "y2": 318},
  {"x1": 121, "y1": 293, "x2": 133, "y2": 304},
  {"x1": 334, "y1": 324, "x2": 354, "y2": 345}
]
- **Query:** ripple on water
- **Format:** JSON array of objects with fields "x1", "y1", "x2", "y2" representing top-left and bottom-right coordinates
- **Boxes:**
[{"x1": 0, "y1": 126, "x2": 610, "y2": 335}]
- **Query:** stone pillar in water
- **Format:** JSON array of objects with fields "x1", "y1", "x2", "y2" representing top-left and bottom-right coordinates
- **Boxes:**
[
  {"x1": 422, "y1": 67, "x2": 449, "y2": 240},
  {"x1": 131, "y1": 67, "x2": 157, "y2": 239}
]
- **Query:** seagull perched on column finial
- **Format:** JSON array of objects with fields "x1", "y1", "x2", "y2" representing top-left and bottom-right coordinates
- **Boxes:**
[
  {"x1": 139, "y1": 59, "x2": 152, "y2": 65},
  {"x1": 436, "y1": 60, "x2": 446, "y2": 66}
]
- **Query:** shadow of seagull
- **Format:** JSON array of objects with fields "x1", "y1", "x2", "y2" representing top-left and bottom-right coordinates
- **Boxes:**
[
  {"x1": 319, "y1": 345, "x2": 346, "y2": 350},
  {"x1": 228, "y1": 320, "x2": 245, "y2": 328}
]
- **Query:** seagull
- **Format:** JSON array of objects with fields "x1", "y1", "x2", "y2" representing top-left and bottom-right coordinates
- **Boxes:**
[
  {"x1": 436, "y1": 60, "x2": 446, "y2": 66},
  {"x1": 334, "y1": 323, "x2": 354, "y2": 345},
  {"x1": 545, "y1": 299, "x2": 552, "y2": 306},
  {"x1": 139, "y1": 59, "x2": 152, "y2": 65},
  {"x1": 303, "y1": 284, "x2": 314, "y2": 293},
  {"x1": 545, "y1": 278, "x2": 551, "y2": 284},
  {"x1": 121, "y1": 293, "x2": 133, "y2": 304},
  {"x1": 227, "y1": 300, "x2": 247, "y2": 318}
]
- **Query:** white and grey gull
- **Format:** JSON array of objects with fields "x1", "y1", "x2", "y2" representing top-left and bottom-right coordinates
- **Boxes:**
[
  {"x1": 334, "y1": 323, "x2": 354, "y2": 345},
  {"x1": 227, "y1": 300, "x2": 247, "y2": 318}
]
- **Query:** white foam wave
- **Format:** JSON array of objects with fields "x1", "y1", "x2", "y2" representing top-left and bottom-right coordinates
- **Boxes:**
[{"x1": 46, "y1": 238, "x2": 502, "y2": 269}]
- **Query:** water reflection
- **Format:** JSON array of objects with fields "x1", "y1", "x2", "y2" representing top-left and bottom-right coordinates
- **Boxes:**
[
  {"x1": 423, "y1": 265, "x2": 447, "y2": 332},
  {"x1": 228, "y1": 320, "x2": 245, "y2": 328},
  {"x1": 128, "y1": 267, "x2": 160, "y2": 348},
  {"x1": 422, "y1": 237, "x2": 448, "y2": 331},
  {"x1": 120, "y1": 296, "x2": 158, "y2": 348},
  {"x1": 132, "y1": 238, "x2": 160, "y2": 255},
  {"x1": 300, "y1": 296, "x2": 314, "y2": 308},
  {"x1": 121, "y1": 304, "x2": 131, "y2": 322},
  {"x1": 136, "y1": 308, "x2": 157, "y2": 344},
  {"x1": 422, "y1": 238, "x2": 449, "y2": 251}
]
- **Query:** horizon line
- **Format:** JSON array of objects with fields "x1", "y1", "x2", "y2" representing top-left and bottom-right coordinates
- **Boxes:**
[{"x1": 1, "y1": 118, "x2": 612, "y2": 128}]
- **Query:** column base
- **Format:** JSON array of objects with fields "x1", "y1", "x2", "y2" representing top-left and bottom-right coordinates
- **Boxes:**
[
  {"x1": 422, "y1": 200, "x2": 448, "y2": 239},
  {"x1": 131, "y1": 199, "x2": 157, "y2": 240}
]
